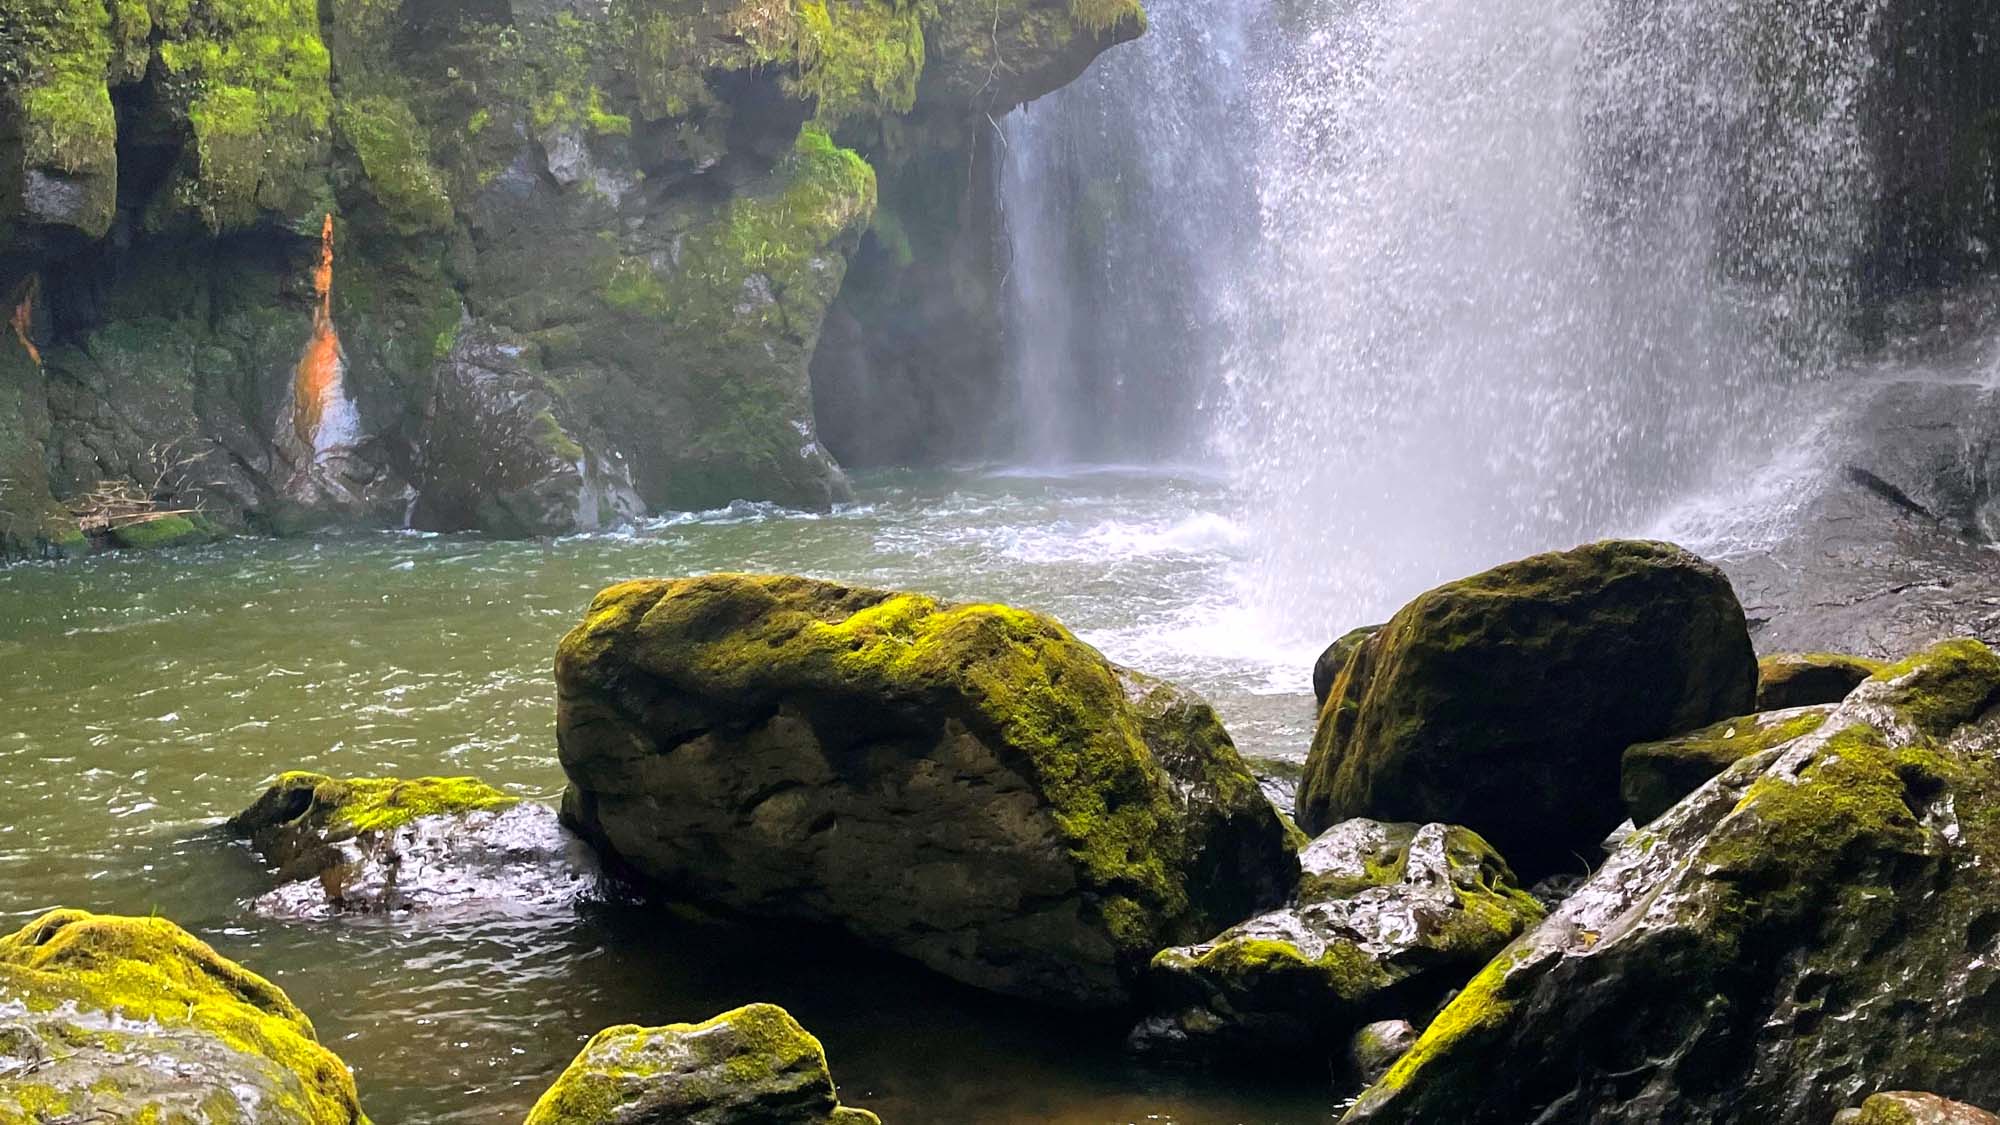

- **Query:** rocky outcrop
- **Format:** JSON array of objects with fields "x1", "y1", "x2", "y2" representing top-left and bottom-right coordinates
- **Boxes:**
[
  {"x1": 1343, "y1": 639, "x2": 2000, "y2": 1125},
  {"x1": 1129, "y1": 819, "x2": 1543, "y2": 1068},
  {"x1": 0, "y1": 908, "x2": 368, "y2": 1123},
  {"x1": 229, "y1": 772, "x2": 600, "y2": 919},
  {"x1": 523, "y1": 1004, "x2": 877, "y2": 1125},
  {"x1": 1839, "y1": 1093, "x2": 2000, "y2": 1125},
  {"x1": 555, "y1": 573, "x2": 1297, "y2": 1008},
  {"x1": 1620, "y1": 704, "x2": 1833, "y2": 825},
  {"x1": 1298, "y1": 540, "x2": 1759, "y2": 876},
  {"x1": 1755, "y1": 651, "x2": 1884, "y2": 710},
  {"x1": 0, "y1": 0, "x2": 1144, "y2": 555},
  {"x1": 1313, "y1": 625, "x2": 1381, "y2": 708}
]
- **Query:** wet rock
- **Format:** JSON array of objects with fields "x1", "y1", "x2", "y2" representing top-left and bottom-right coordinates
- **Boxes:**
[
  {"x1": 1755, "y1": 652, "x2": 1885, "y2": 710},
  {"x1": 555, "y1": 574, "x2": 1298, "y2": 1009},
  {"x1": 1620, "y1": 704, "x2": 1833, "y2": 825},
  {"x1": 1313, "y1": 625, "x2": 1382, "y2": 708},
  {"x1": 523, "y1": 1003, "x2": 877, "y2": 1125},
  {"x1": 1349, "y1": 1020, "x2": 1417, "y2": 1086},
  {"x1": 1838, "y1": 1093, "x2": 2000, "y2": 1125},
  {"x1": 1343, "y1": 639, "x2": 2000, "y2": 1125},
  {"x1": 107, "y1": 513, "x2": 224, "y2": 551},
  {"x1": 0, "y1": 909, "x2": 367, "y2": 1123},
  {"x1": 229, "y1": 772, "x2": 601, "y2": 918},
  {"x1": 1297, "y1": 540, "x2": 1758, "y2": 876},
  {"x1": 1128, "y1": 819, "x2": 1542, "y2": 1067}
]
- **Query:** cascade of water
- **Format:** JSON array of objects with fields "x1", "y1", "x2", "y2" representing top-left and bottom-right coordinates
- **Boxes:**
[
  {"x1": 1227, "y1": 0, "x2": 1890, "y2": 635},
  {"x1": 997, "y1": 0, "x2": 1269, "y2": 465}
]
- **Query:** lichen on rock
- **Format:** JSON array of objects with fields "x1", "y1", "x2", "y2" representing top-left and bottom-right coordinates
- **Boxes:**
[
  {"x1": 524, "y1": 1003, "x2": 878, "y2": 1125},
  {"x1": 0, "y1": 908, "x2": 369, "y2": 1123},
  {"x1": 555, "y1": 573, "x2": 1297, "y2": 1008}
]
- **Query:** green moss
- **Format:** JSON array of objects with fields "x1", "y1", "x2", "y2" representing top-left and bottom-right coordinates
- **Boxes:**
[
  {"x1": 154, "y1": 0, "x2": 333, "y2": 229},
  {"x1": 1867, "y1": 639, "x2": 2000, "y2": 738},
  {"x1": 108, "y1": 513, "x2": 218, "y2": 551},
  {"x1": 10, "y1": 0, "x2": 118, "y2": 178},
  {"x1": 1068, "y1": 0, "x2": 1145, "y2": 36},
  {"x1": 790, "y1": 0, "x2": 927, "y2": 125},
  {"x1": 335, "y1": 95, "x2": 453, "y2": 233},
  {"x1": 233, "y1": 771, "x2": 519, "y2": 837},
  {"x1": 0, "y1": 909, "x2": 368, "y2": 1123},
  {"x1": 1622, "y1": 706, "x2": 1830, "y2": 825},
  {"x1": 1375, "y1": 949, "x2": 1523, "y2": 1093}
]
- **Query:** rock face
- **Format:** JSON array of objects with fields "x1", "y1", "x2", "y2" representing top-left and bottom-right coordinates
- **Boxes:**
[
  {"x1": 1755, "y1": 652, "x2": 1885, "y2": 710},
  {"x1": 1620, "y1": 705, "x2": 1833, "y2": 826},
  {"x1": 0, "y1": 909, "x2": 368, "y2": 1123},
  {"x1": 229, "y1": 772, "x2": 600, "y2": 918},
  {"x1": 555, "y1": 573, "x2": 1297, "y2": 1008},
  {"x1": 1344, "y1": 639, "x2": 2000, "y2": 1125},
  {"x1": 1297, "y1": 540, "x2": 1759, "y2": 876},
  {"x1": 523, "y1": 1004, "x2": 877, "y2": 1125},
  {"x1": 1313, "y1": 625, "x2": 1382, "y2": 708},
  {"x1": 1130, "y1": 819, "x2": 1543, "y2": 1066},
  {"x1": 0, "y1": 0, "x2": 1143, "y2": 555},
  {"x1": 1839, "y1": 1093, "x2": 2000, "y2": 1125}
]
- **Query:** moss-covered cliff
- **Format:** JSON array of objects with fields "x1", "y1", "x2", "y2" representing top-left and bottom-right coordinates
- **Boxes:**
[{"x1": 0, "y1": 0, "x2": 1141, "y2": 554}]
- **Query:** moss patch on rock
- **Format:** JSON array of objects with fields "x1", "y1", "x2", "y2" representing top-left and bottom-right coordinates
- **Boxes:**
[
  {"x1": 231, "y1": 771, "x2": 519, "y2": 839},
  {"x1": 1621, "y1": 704, "x2": 1832, "y2": 825},
  {"x1": 0, "y1": 909, "x2": 368, "y2": 1123},
  {"x1": 1756, "y1": 651, "x2": 1885, "y2": 711}
]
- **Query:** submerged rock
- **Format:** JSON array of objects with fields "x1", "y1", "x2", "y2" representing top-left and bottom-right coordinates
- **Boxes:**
[
  {"x1": 523, "y1": 1003, "x2": 877, "y2": 1125},
  {"x1": 1297, "y1": 540, "x2": 1758, "y2": 876},
  {"x1": 229, "y1": 772, "x2": 600, "y2": 918},
  {"x1": 1313, "y1": 625, "x2": 1382, "y2": 708},
  {"x1": 1755, "y1": 652, "x2": 1885, "y2": 710},
  {"x1": 1620, "y1": 705, "x2": 1833, "y2": 825},
  {"x1": 1838, "y1": 1093, "x2": 2000, "y2": 1125},
  {"x1": 1343, "y1": 639, "x2": 2000, "y2": 1125},
  {"x1": 1129, "y1": 819, "x2": 1543, "y2": 1066},
  {"x1": 555, "y1": 574, "x2": 1297, "y2": 1009},
  {"x1": 0, "y1": 909, "x2": 367, "y2": 1123}
]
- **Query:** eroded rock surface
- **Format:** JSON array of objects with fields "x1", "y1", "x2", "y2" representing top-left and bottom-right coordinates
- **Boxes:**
[
  {"x1": 1344, "y1": 639, "x2": 2000, "y2": 1125},
  {"x1": 555, "y1": 573, "x2": 1297, "y2": 1008},
  {"x1": 1298, "y1": 540, "x2": 1758, "y2": 876},
  {"x1": 0, "y1": 909, "x2": 368, "y2": 1123},
  {"x1": 523, "y1": 1003, "x2": 876, "y2": 1125}
]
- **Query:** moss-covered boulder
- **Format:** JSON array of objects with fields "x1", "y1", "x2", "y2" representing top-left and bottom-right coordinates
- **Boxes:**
[
  {"x1": 524, "y1": 1004, "x2": 876, "y2": 1125},
  {"x1": 229, "y1": 771, "x2": 599, "y2": 918},
  {"x1": 0, "y1": 908, "x2": 368, "y2": 1123},
  {"x1": 1620, "y1": 704, "x2": 1833, "y2": 825},
  {"x1": 1128, "y1": 819, "x2": 1543, "y2": 1067},
  {"x1": 1297, "y1": 540, "x2": 1758, "y2": 876},
  {"x1": 1755, "y1": 651, "x2": 1885, "y2": 710},
  {"x1": 107, "y1": 512, "x2": 223, "y2": 551},
  {"x1": 1839, "y1": 1093, "x2": 2000, "y2": 1125},
  {"x1": 1342, "y1": 639, "x2": 2000, "y2": 1125},
  {"x1": 1313, "y1": 624, "x2": 1382, "y2": 708},
  {"x1": 555, "y1": 573, "x2": 1297, "y2": 1008}
]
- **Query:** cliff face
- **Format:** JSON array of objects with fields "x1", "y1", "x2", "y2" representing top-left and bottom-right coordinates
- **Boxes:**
[{"x1": 0, "y1": 0, "x2": 1141, "y2": 554}]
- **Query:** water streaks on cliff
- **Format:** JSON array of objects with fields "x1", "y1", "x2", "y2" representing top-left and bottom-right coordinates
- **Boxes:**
[
  {"x1": 9, "y1": 276, "x2": 41, "y2": 368},
  {"x1": 291, "y1": 214, "x2": 355, "y2": 457}
]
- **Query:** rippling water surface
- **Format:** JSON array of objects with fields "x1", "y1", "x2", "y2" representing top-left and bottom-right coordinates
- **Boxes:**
[{"x1": 0, "y1": 468, "x2": 1337, "y2": 1124}]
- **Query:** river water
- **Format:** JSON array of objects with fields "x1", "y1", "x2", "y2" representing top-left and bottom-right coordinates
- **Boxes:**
[{"x1": 0, "y1": 468, "x2": 1340, "y2": 1124}]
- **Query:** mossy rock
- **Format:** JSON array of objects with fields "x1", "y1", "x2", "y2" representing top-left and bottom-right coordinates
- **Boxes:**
[
  {"x1": 1838, "y1": 1093, "x2": 2000, "y2": 1125},
  {"x1": 1297, "y1": 540, "x2": 1758, "y2": 877},
  {"x1": 1130, "y1": 819, "x2": 1543, "y2": 1067},
  {"x1": 555, "y1": 574, "x2": 1298, "y2": 1008},
  {"x1": 0, "y1": 909, "x2": 369, "y2": 1123},
  {"x1": 1755, "y1": 651, "x2": 1885, "y2": 711},
  {"x1": 1621, "y1": 704, "x2": 1833, "y2": 825},
  {"x1": 1313, "y1": 624, "x2": 1382, "y2": 708},
  {"x1": 1342, "y1": 639, "x2": 2000, "y2": 1125},
  {"x1": 107, "y1": 512, "x2": 223, "y2": 550},
  {"x1": 524, "y1": 1004, "x2": 877, "y2": 1124}
]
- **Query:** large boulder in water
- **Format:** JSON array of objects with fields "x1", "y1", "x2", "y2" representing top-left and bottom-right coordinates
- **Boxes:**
[
  {"x1": 1297, "y1": 540, "x2": 1757, "y2": 875},
  {"x1": 1129, "y1": 819, "x2": 1543, "y2": 1068},
  {"x1": 229, "y1": 772, "x2": 602, "y2": 918},
  {"x1": 0, "y1": 909, "x2": 367, "y2": 1123},
  {"x1": 524, "y1": 1003, "x2": 877, "y2": 1125},
  {"x1": 1342, "y1": 639, "x2": 2000, "y2": 1125},
  {"x1": 554, "y1": 574, "x2": 1299, "y2": 1008}
]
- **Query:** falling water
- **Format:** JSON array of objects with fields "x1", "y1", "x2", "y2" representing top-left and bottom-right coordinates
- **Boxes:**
[{"x1": 1001, "y1": 0, "x2": 1892, "y2": 636}]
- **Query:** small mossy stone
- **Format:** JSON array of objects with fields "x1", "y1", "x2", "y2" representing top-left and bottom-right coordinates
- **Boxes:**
[
  {"x1": 1755, "y1": 652, "x2": 1885, "y2": 710},
  {"x1": 1841, "y1": 1093, "x2": 2000, "y2": 1125},
  {"x1": 0, "y1": 909, "x2": 369, "y2": 1123},
  {"x1": 231, "y1": 771, "x2": 518, "y2": 839},
  {"x1": 108, "y1": 512, "x2": 220, "y2": 550},
  {"x1": 523, "y1": 1003, "x2": 878, "y2": 1125},
  {"x1": 1297, "y1": 540, "x2": 1757, "y2": 878}
]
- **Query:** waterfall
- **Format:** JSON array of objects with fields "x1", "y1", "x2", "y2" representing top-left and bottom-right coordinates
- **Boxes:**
[{"x1": 1002, "y1": 0, "x2": 1892, "y2": 635}]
